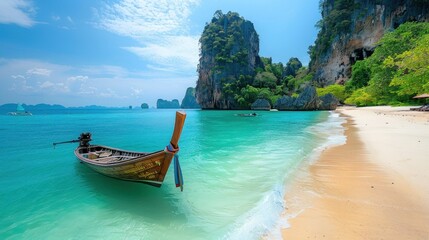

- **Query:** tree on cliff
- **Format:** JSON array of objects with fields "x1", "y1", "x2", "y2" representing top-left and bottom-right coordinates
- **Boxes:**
[
  {"x1": 310, "y1": 0, "x2": 356, "y2": 65},
  {"x1": 284, "y1": 57, "x2": 303, "y2": 77}
]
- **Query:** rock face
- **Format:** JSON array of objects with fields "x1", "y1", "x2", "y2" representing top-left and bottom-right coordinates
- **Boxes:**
[
  {"x1": 196, "y1": 11, "x2": 261, "y2": 109},
  {"x1": 319, "y1": 93, "x2": 339, "y2": 110},
  {"x1": 274, "y1": 86, "x2": 338, "y2": 110},
  {"x1": 251, "y1": 99, "x2": 271, "y2": 110},
  {"x1": 312, "y1": 0, "x2": 429, "y2": 86},
  {"x1": 293, "y1": 86, "x2": 319, "y2": 110},
  {"x1": 157, "y1": 99, "x2": 180, "y2": 109},
  {"x1": 181, "y1": 87, "x2": 201, "y2": 109}
]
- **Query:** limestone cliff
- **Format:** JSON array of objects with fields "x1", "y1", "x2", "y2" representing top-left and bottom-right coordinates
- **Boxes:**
[
  {"x1": 181, "y1": 87, "x2": 201, "y2": 109},
  {"x1": 196, "y1": 11, "x2": 261, "y2": 109},
  {"x1": 311, "y1": 0, "x2": 429, "y2": 85}
]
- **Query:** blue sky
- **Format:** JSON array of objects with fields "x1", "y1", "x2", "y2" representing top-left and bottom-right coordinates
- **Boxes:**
[{"x1": 0, "y1": 0, "x2": 320, "y2": 107}]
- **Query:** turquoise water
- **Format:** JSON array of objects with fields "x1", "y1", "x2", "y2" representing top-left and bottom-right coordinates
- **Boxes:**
[{"x1": 0, "y1": 109, "x2": 343, "y2": 239}]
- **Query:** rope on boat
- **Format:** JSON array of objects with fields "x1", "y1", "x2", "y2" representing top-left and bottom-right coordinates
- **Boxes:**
[{"x1": 165, "y1": 143, "x2": 184, "y2": 191}]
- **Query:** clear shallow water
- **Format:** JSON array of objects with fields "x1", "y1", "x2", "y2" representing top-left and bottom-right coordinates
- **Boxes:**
[{"x1": 0, "y1": 109, "x2": 344, "y2": 239}]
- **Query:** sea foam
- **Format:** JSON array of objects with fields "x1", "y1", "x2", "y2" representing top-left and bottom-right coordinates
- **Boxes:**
[
  {"x1": 224, "y1": 111, "x2": 346, "y2": 239},
  {"x1": 270, "y1": 111, "x2": 346, "y2": 237},
  {"x1": 222, "y1": 184, "x2": 285, "y2": 240}
]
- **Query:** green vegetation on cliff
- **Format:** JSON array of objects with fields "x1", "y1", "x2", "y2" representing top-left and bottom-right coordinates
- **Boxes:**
[
  {"x1": 198, "y1": 7, "x2": 429, "y2": 109},
  {"x1": 196, "y1": 11, "x2": 260, "y2": 109},
  {"x1": 223, "y1": 57, "x2": 311, "y2": 108},
  {"x1": 309, "y1": 0, "x2": 357, "y2": 62},
  {"x1": 197, "y1": 11, "x2": 315, "y2": 109},
  {"x1": 316, "y1": 84, "x2": 347, "y2": 103},
  {"x1": 345, "y1": 22, "x2": 429, "y2": 106},
  {"x1": 316, "y1": 22, "x2": 429, "y2": 106},
  {"x1": 200, "y1": 11, "x2": 252, "y2": 67}
]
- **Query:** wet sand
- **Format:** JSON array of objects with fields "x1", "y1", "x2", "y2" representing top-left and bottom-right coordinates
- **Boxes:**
[{"x1": 281, "y1": 106, "x2": 429, "y2": 239}]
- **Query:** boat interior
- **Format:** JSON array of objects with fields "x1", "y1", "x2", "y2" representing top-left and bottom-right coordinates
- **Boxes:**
[{"x1": 78, "y1": 146, "x2": 147, "y2": 164}]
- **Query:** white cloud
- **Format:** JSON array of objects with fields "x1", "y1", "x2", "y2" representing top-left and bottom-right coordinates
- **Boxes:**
[
  {"x1": 131, "y1": 87, "x2": 143, "y2": 97},
  {"x1": 0, "y1": 0, "x2": 36, "y2": 27},
  {"x1": 27, "y1": 67, "x2": 51, "y2": 76},
  {"x1": 80, "y1": 65, "x2": 129, "y2": 78},
  {"x1": 96, "y1": 0, "x2": 200, "y2": 72},
  {"x1": 123, "y1": 35, "x2": 199, "y2": 72},
  {"x1": 97, "y1": 0, "x2": 199, "y2": 38},
  {"x1": 68, "y1": 75, "x2": 88, "y2": 82},
  {"x1": 11, "y1": 74, "x2": 26, "y2": 79},
  {"x1": 39, "y1": 81, "x2": 54, "y2": 89}
]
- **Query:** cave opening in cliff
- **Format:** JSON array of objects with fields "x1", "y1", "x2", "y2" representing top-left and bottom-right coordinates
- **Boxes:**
[{"x1": 350, "y1": 48, "x2": 374, "y2": 65}]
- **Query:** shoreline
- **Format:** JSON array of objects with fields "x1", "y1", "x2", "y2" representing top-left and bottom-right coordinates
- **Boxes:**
[{"x1": 281, "y1": 106, "x2": 429, "y2": 239}]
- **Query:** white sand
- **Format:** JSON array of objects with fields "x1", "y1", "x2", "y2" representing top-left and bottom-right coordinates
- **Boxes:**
[
  {"x1": 341, "y1": 106, "x2": 429, "y2": 202},
  {"x1": 281, "y1": 106, "x2": 429, "y2": 239}
]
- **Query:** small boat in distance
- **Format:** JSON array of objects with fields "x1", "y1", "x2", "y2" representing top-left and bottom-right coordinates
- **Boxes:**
[
  {"x1": 54, "y1": 111, "x2": 186, "y2": 189},
  {"x1": 8, "y1": 103, "x2": 32, "y2": 116},
  {"x1": 235, "y1": 112, "x2": 258, "y2": 117}
]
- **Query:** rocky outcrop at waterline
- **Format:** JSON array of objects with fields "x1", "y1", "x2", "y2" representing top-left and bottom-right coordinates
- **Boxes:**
[
  {"x1": 319, "y1": 93, "x2": 340, "y2": 110},
  {"x1": 251, "y1": 99, "x2": 271, "y2": 110},
  {"x1": 311, "y1": 0, "x2": 429, "y2": 86},
  {"x1": 274, "y1": 86, "x2": 339, "y2": 111}
]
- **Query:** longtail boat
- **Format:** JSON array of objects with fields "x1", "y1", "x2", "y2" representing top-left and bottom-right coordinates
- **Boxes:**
[{"x1": 54, "y1": 111, "x2": 186, "y2": 189}]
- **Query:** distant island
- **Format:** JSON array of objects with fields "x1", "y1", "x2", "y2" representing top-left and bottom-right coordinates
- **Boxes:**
[
  {"x1": 141, "y1": 103, "x2": 149, "y2": 109},
  {"x1": 156, "y1": 99, "x2": 180, "y2": 109},
  {"x1": 0, "y1": 103, "x2": 132, "y2": 113},
  {"x1": 1, "y1": 93, "x2": 203, "y2": 112}
]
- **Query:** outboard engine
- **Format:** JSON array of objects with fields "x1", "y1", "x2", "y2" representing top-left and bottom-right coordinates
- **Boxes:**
[{"x1": 79, "y1": 132, "x2": 92, "y2": 148}]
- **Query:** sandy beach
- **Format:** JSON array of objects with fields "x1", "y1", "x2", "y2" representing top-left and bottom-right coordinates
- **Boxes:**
[{"x1": 281, "y1": 106, "x2": 429, "y2": 239}]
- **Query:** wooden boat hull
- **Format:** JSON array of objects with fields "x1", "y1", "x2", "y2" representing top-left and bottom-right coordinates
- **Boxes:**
[
  {"x1": 75, "y1": 146, "x2": 175, "y2": 187},
  {"x1": 71, "y1": 111, "x2": 186, "y2": 187}
]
